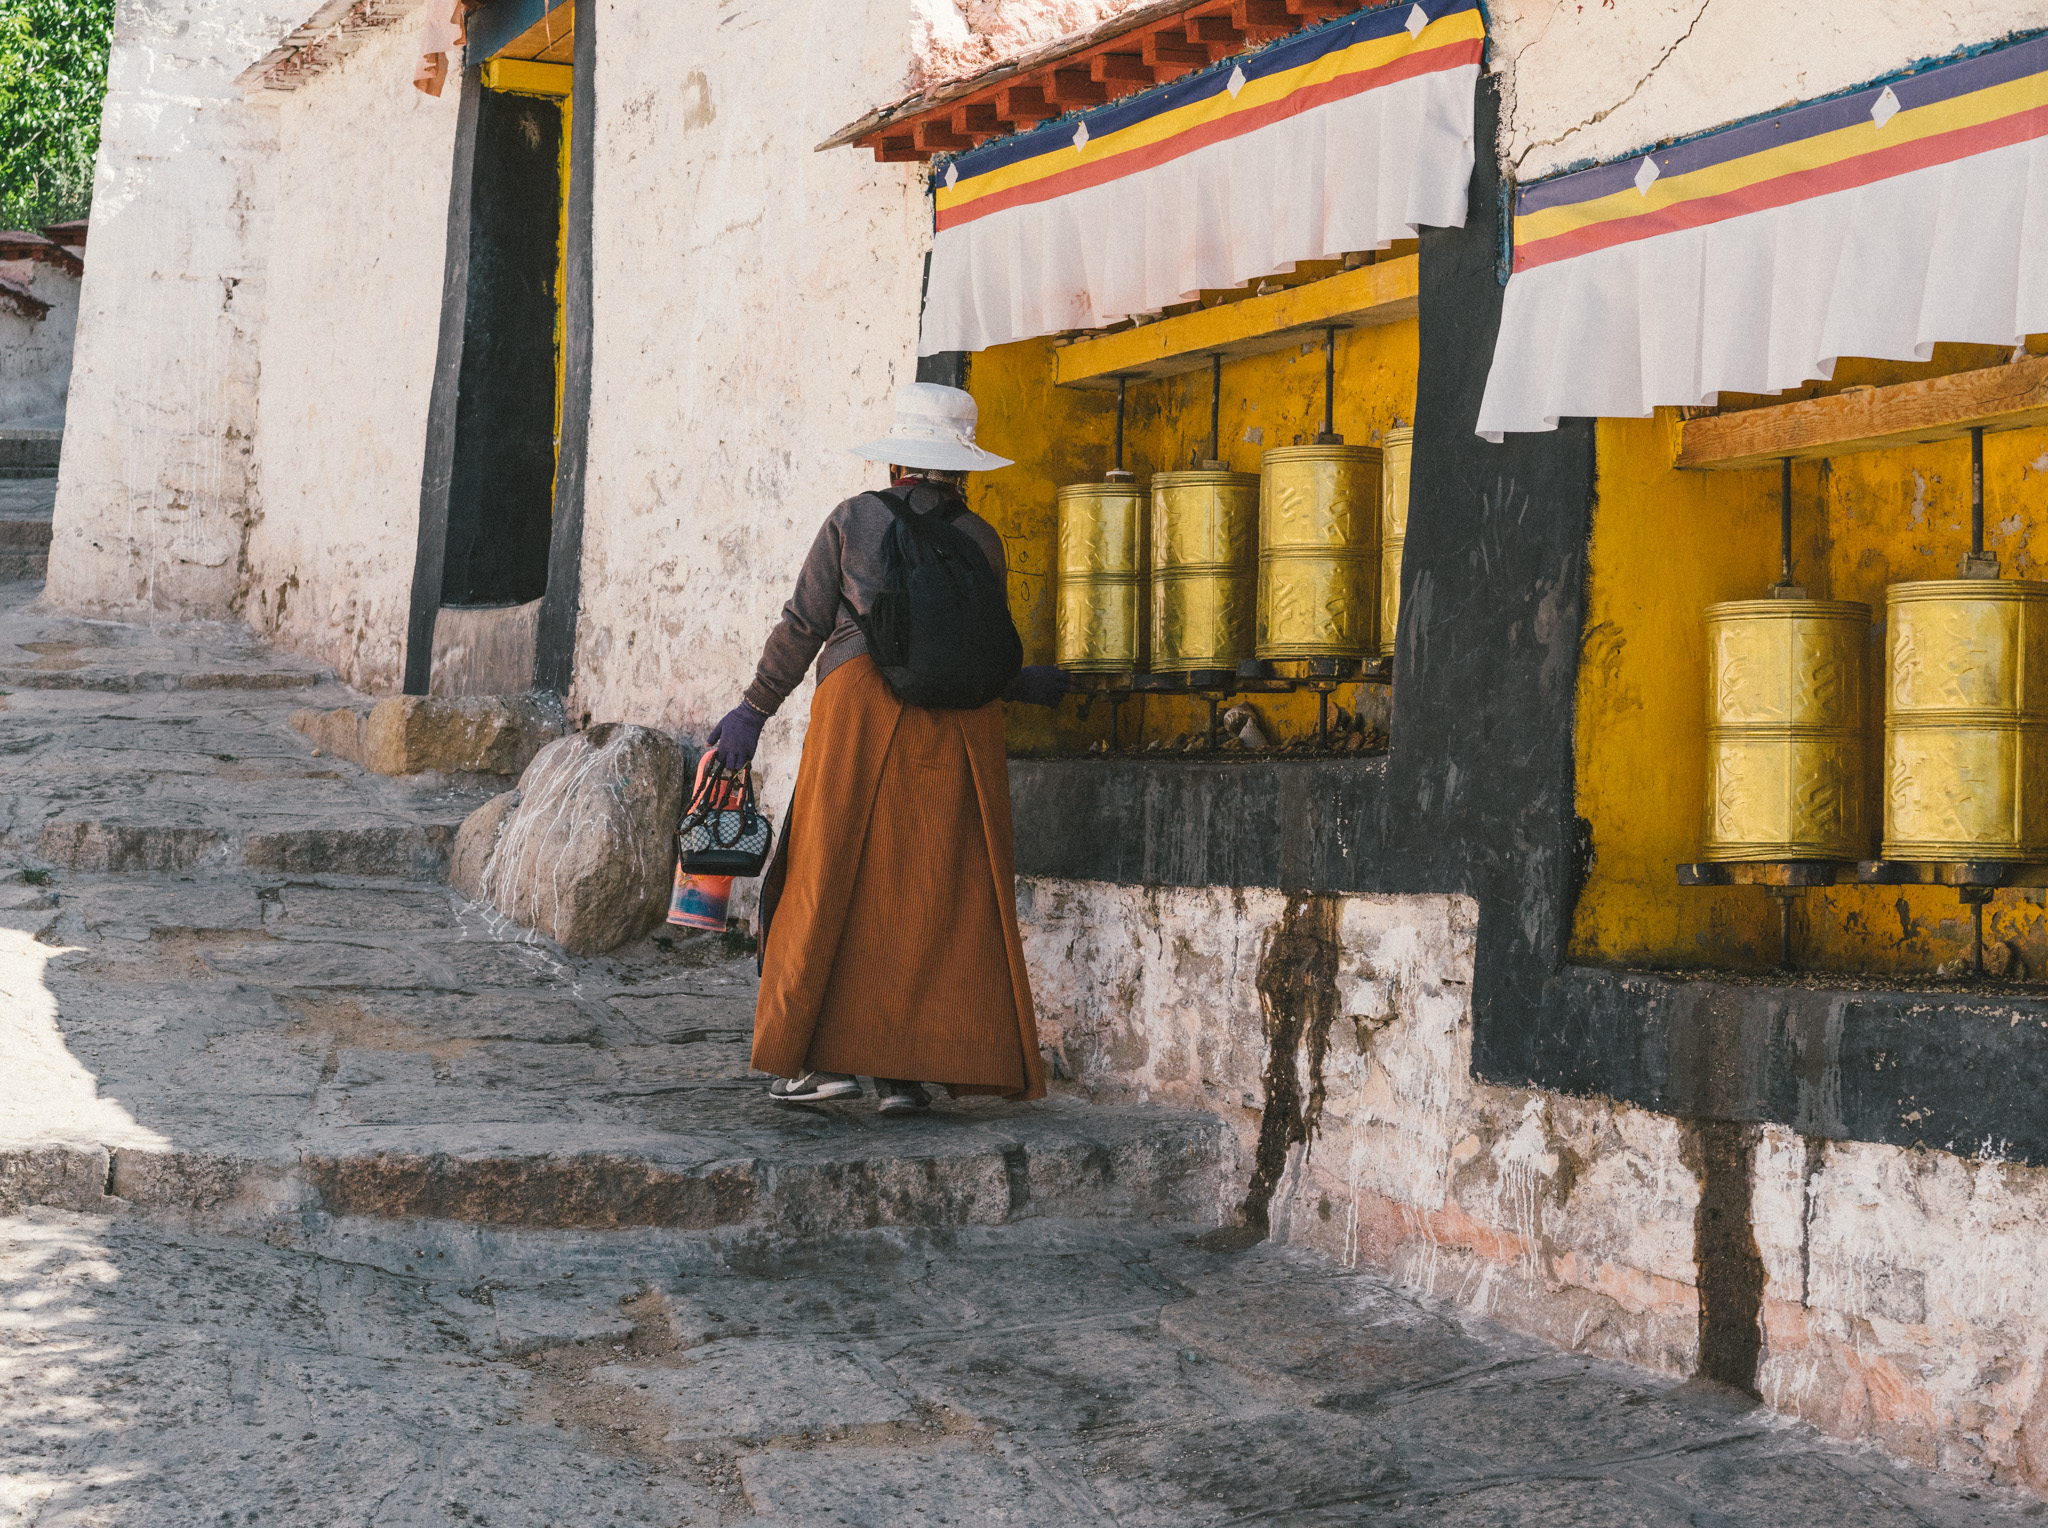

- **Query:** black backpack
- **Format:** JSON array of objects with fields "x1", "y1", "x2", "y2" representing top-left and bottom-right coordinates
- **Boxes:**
[{"x1": 843, "y1": 487, "x2": 1023, "y2": 709}]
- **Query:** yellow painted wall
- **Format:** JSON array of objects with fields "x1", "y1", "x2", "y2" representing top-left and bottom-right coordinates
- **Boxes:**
[
  {"x1": 968, "y1": 317, "x2": 1419, "y2": 754},
  {"x1": 1573, "y1": 348, "x2": 2048, "y2": 977}
]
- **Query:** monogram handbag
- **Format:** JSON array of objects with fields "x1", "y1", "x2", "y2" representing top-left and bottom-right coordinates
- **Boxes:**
[{"x1": 676, "y1": 757, "x2": 774, "y2": 877}]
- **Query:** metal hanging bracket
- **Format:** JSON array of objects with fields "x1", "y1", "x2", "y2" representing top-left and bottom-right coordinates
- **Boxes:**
[
  {"x1": 1768, "y1": 456, "x2": 1807, "y2": 599},
  {"x1": 1104, "y1": 374, "x2": 1134, "y2": 483},
  {"x1": 1313, "y1": 324, "x2": 1345, "y2": 446},
  {"x1": 1964, "y1": 425, "x2": 2002, "y2": 578},
  {"x1": 1199, "y1": 352, "x2": 1225, "y2": 470}
]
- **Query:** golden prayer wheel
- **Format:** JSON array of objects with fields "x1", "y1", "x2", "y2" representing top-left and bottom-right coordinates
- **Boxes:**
[
  {"x1": 1055, "y1": 479, "x2": 1147, "y2": 674},
  {"x1": 1701, "y1": 600, "x2": 1871, "y2": 862},
  {"x1": 1378, "y1": 427, "x2": 1412, "y2": 660},
  {"x1": 1882, "y1": 579, "x2": 2048, "y2": 861},
  {"x1": 1256, "y1": 444, "x2": 1382, "y2": 663},
  {"x1": 1149, "y1": 469, "x2": 1259, "y2": 673}
]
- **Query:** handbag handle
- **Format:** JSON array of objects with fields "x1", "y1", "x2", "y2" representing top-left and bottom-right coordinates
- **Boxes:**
[{"x1": 683, "y1": 757, "x2": 760, "y2": 851}]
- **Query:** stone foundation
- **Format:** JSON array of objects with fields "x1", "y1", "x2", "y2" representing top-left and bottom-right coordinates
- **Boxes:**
[{"x1": 1019, "y1": 875, "x2": 2048, "y2": 1494}]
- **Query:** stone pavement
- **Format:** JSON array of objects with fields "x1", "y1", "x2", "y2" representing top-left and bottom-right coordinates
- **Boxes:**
[
  {"x1": 0, "y1": 577, "x2": 2042, "y2": 1524},
  {"x1": 5, "y1": 1210, "x2": 2037, "y2": 1527},
  {"x1": 0, "y1": 476, "x2": 54, "y2": 582}
]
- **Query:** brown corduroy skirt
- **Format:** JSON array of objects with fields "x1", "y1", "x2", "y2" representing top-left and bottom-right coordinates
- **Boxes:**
[{"x1": 752, "y1": 655, "x2": 1046, "y2": 1099}]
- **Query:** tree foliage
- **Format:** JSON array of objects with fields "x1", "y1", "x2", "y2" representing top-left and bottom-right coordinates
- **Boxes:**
[{"x1": 0, "y1": 0, "x2": 114, "y2": 230}]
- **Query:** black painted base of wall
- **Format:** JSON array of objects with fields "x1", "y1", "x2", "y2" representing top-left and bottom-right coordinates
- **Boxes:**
[{"x1": 1010, "y1": 755, "x2": 2048, "y2": 1167}]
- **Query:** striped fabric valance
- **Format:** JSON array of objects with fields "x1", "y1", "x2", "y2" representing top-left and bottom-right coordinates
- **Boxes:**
[
  {"x1": 1477, "y1": 33, "x2": 2048, "y2": 440},
  {"x1": 919, "y1": 0, "x2": 1483, "y2": 356}
]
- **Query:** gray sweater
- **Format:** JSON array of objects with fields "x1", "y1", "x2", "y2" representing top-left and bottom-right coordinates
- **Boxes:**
[{"x1": 742, "y1": 483, "x2": 1008, "y2": 718}]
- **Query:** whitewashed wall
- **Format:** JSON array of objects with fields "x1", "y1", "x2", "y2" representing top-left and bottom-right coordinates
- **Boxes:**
[
  {"x1": 568, "y1": 0, "x2": 939, "y2": 828},
  {"x1": 45, "y1": 0, "x2": 301, "y2": 618},
  {"x1": 0, "y1": 261, "x2": 81, "y2": 429},
  {"x1": 243, "y1": 9, "x2": 460, "y2": 695},
  {"x1": 1021, "y1": 877, "x2": 2048, "y2": 1492},
  {"x1": 1488, "y1": 0, "x2": 2048, "y2": 181}
]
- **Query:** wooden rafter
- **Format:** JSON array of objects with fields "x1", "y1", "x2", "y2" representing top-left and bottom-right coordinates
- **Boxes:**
[{"x1": 820, "y1": 0, "x2": 1393, "y2": 164}]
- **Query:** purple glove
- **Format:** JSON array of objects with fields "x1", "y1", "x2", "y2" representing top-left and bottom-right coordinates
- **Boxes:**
[
  {"x1": 707, "y1": 700, "x2": 766, "y2": 768},
  {"x1": 1009, "y1": 665, "x2": 1072, "y2": 708}
]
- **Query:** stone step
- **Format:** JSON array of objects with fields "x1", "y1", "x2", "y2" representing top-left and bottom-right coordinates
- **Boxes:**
[
  {"x1": 0, "y1": 665, "x2": 326, "y2": 690},
  {"x1": 0, "y1": 870, "x2": 1233, "y2": 1238},
  {"x1": 3, "y1": 1100, "x2": 1227, "y2": 1235},
  {"x1": 0, "y1": 428, "x2": 60, "y2": 477},
  {"x1": 0, "y1": 474, "x2": 54, "y2": 579},
  {"x1": 32, "y1": 817, "x2": 464, "y2": 876}
]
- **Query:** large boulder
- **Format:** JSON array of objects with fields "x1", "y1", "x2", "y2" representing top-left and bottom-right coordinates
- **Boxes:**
[
  {"x1": 470, "y1": 725, "x2": 685, "y2": 954},
  {"x1": 448, "y1": 789, "x2": 520, "y2": 902}
]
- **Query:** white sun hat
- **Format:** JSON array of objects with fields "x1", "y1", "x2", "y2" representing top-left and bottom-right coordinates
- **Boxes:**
[{"x1": 851, "y1": 382, "x2": 1013, "y2": 472}]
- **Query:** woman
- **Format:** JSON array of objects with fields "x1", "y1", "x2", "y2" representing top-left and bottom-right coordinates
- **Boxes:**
[{"x1": 705, "y1": 383, "x2": 1069, "y2": 1116}]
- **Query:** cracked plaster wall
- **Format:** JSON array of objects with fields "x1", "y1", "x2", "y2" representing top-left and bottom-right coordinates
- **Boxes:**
[
  {"x1": 566, "y1": 0, "x2": 946, "y2": 834},
  {"x1": 1487, "y1": 0, "x2": 2048, "y2": 182},
  {"x1": 1022, "y1": 876, "x2": 2048, "y2": 1493},
  {"x1": 242, "y1": 9, "x2": 459, "y2": 694},
  {"x1": 46, "y1": 0, "x2": 303, "y2": 619},
  {"x1": 0, "y1": 262, "x2": 81, "y2": 430}
]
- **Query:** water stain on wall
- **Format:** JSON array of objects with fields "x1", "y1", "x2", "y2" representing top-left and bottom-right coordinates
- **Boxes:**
[{"x1": 1242, "y1": 892, "x2": 1342, "y2": 1232}]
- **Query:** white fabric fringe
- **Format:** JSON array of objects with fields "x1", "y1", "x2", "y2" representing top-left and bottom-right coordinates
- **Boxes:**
[
  {"x1": 1476, "y1": 135, "x2": 2048, "y2": 441},
  {"x1": 919, "y1": 64, "x2": 1478, "y2": 356}
]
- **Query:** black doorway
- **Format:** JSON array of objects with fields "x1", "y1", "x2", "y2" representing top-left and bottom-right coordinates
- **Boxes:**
[{"x1": 441, "y1": 87, "x2": 562, "y2": 608}]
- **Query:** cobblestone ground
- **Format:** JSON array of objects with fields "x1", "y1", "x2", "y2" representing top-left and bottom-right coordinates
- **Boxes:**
[
  {"x1": 8, "y1": 1209, "x2": 2044, "y2": 1528},
  {"x1": 1, "y1": 580, "x2": 2043, "y2": 1525}
]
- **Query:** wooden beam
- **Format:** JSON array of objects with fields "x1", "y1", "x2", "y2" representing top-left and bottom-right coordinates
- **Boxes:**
[
  {"x1": 480, "y1": 57, "x2": 571, "y2": 96},
  {"x1": 824, "y1": 0, "x2": 1232, "y2": 149},
  {"x1": 1186, "y1": 13, "x2": 1246, "y2": 50},
  {"x1": 1091, "y1": 52, "x2": 1156, "y2": 84},
  {"x1": 1052, "y1": 255, "x2": 1419, "y2": 389},
  {"x1": 1139, "y1": 29, "x2": 1210, "y2": 78},
  {"x1": 1675, "y1": 355, "x2": 2048, "y2": 470},
  {"x1": 995, "y1": 83, "x2": 1060, "y2": 122},
  {"x1": 951, "y1": 101, "x2": 1006, "y2": 142},
  {"x1": 913, "y1": 119, "x2": 975, "y2": 152},
  {"x1": 1231, "y1": 0, "x2": 1296, "y2": 41},
  {"x1": 1044, "y1": 68, "x2": 1108, "y2": 107}
]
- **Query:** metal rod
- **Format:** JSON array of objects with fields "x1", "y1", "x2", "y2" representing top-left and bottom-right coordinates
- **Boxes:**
[
  {"x1": 1973, "y1": 896, "x2": 1985, "y2": 978},
  {"x1": 1109, "y1": 694, "x2": 1120, "y2": 753},
  {"x1": 1323, "y1": 325, "x2": 1337, "y2": 440},
  {"x1": 1206, "y1": 696, "x2": 1221, "y2": 751},
  {"x1": 1208, "y1": 353, "x2": 1222, "y2": 466},
  {"x1": 1778, "y1": 892, "x2": 1794, "y2": 972},
  {"x1": 1317, "y1": 690, "x2": 1330, "y2": 751},
  {"x1": 1114, "y1": 376, "x2": 1127, "y2": 475},
  {"x1": 1779, "y1": 457, "x2": 1794, "y2": 586},
  {"x1": 1972, "y1": 425, "x2": 1986, "y2": 559}
]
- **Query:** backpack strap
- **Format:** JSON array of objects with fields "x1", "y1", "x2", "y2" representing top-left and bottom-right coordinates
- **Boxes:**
[{"x1": 866, "y1": 482, "x2": 968, "y2": 523}]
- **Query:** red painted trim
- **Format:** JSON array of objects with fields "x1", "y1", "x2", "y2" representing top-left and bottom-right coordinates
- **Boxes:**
[
  {"x1": 1514, "y1": 102, "x2": 2048, "y2": 272},
  {"x1": 936, "y1": 38, "x2": 1481, "y2": 233}
]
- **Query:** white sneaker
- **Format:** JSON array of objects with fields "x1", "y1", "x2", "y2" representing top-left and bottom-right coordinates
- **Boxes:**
[{"x1": 768, "y1": 1071, "x2": 861, "y2": 1104}]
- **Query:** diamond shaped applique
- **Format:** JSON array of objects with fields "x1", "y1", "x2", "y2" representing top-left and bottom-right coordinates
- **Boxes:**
[
  {"x1": 1228, "y1": 64, "x2": 1247, "y2": 98},
  {"x1": 1634, "y1": 155, "x2": 1661, "y2": 196},
  {"x1": 1073, "y1": 119, "x2": 1089, "y2": 152},
  {"x1": 1871, "y1": 85, "x2": 1901, "y2": 129},
  {"x1": 1405, "y1": 4, "x2": 1428, "y2": 39},
  {"x1": 944, "y1": 161, "x2": 958, "y2": 189}
]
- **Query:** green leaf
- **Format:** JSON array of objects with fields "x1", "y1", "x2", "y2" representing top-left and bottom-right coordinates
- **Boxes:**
[{"x1": 0, "y1": 0, "x2": 116, "y2": 229}]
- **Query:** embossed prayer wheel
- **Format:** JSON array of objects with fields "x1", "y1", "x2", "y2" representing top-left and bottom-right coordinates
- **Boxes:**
[
  {"x1": 1055, "y1": 479, "x2": 1147, "y2": 674},
  {"x1": 1701, "y1": 600, "x2": 1871, "y2": 862},
  {"x1": 1149, "y1": 469, "x2": 1260, "y2": 674},
  {"x1": 1882, "y1": 579, "x2": 2048, "y2": 861},
  {"x1": 1378, "y1": 427, "x2": 1412, "y2": 660},
  {"x1": 1256, "y1": 444, "x2": 1382, "y2": 664}
]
